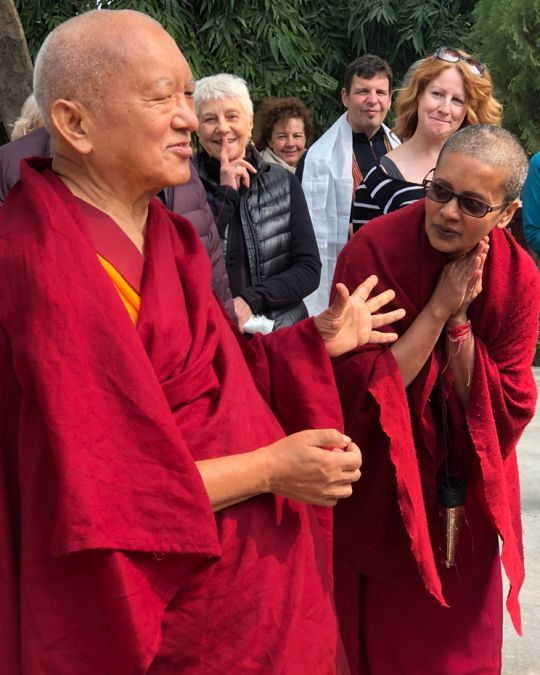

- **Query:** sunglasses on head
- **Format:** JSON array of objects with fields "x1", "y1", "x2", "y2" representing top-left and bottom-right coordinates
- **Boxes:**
[
  {"x1": 423, "y1": 179, "x2": 511, "y2": 218},
  {"x1": 434, "y1": 46, "x2": 485, "y2": 78}
]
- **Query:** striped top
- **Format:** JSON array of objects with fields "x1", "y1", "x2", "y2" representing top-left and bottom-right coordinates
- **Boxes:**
[{"x1": 351, "y1": 163, "x2": 425, "y2": 233}]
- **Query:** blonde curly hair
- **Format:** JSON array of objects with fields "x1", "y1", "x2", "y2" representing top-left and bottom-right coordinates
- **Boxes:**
[
  {"x1": 393, "y1": 50, "x2": 502, "y2": 141},
  {"x1": 11, "y1": 94, "x2": 44, "y2": 141}
]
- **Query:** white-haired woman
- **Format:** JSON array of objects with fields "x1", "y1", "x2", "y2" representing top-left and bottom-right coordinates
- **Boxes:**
[{"x1": 193, "y1": 74, "x2": 321, "y2": 333}]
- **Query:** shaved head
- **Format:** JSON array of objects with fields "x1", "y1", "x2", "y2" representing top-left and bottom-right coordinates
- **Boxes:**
[
  {"x1": 437, "y1": 125, "x2": 528, "y2": 202},
  {"x1": 32, "y1": 8, "x2": 198, "y2": 198},
  {"x1": 33, "y1": 9, "x2": 164, "y2": 129}
]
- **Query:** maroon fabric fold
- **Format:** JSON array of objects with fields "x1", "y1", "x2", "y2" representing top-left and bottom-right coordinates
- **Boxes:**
[
  {"x1": 76, "y1": 197, "x2": 144, "y2": 293},
  {"x1": 0, "y1": 158, "x2": 346, "y2": 674},
  {"x1": 332, "y1": 200, "x2": 539, "y2": 635}
]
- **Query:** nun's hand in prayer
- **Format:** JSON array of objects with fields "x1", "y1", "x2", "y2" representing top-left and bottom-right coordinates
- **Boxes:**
[
  {"x1": 430, "y1": 237, "x2": 489, "y2": 323},
  {"x1": 315, "y1": 275, "x2": 406, "y2": 358}
]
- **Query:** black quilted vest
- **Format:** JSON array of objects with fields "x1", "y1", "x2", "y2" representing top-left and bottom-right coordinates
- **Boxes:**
[{"x1": 194, "y1": 148, "x2": 307, "y2": 328}]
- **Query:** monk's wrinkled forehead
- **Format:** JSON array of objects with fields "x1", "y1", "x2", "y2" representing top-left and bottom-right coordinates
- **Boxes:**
[{"x1": 89, "y1": 13, "x2": 176, "y2": 59}]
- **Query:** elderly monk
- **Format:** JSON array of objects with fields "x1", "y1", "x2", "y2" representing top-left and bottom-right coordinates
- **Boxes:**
[
  {"x1": 332, "y1": 124, "x2": 540, "y2": 675},
  {"x1": 0, "y1": 9, "x2": 406, "y2": 674}
]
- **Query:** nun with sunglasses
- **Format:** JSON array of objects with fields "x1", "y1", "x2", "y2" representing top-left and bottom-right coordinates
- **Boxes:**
[
  {"x1": 333, "y1": 125, "x2": 539, "y2": 675},
  {"x1": 351, "y1": 47, "x2": 501, "y2": 233}
]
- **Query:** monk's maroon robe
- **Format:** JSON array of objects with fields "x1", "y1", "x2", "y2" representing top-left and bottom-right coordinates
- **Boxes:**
[
  {"x1": 0, "y1": 159, "x2": 347, "y2": 674},
  {"x1": 331, "y1": 200, "x2": 539, "y2": 675}
]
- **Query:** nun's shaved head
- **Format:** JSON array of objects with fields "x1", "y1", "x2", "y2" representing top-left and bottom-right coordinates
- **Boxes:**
[
  {"x1": 33, "y1": 9, "x2": 162, "y2": 129},
  {"x1": 438, "y1": 124, "x2": 528, "y2": 202}
]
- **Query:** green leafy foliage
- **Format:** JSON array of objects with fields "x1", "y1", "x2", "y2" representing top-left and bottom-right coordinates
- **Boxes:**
[
  {"x1": 13, "y1": 0, "x2": 476, "y2": 136},
  {"x1": 472, "y1": 0, "x2": 540, "y2": 154}
]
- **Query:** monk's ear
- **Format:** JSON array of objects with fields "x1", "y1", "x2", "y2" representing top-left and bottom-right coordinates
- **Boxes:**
[
  {"x1": 495, "y1": 199, "x2": 520, "y2": 230},
  {"x1": 50, "y1": 99, "x2": 93, "y2": 154},
  {"x1": 341, "y1": 87, "x2": 349, "y2": 108}
]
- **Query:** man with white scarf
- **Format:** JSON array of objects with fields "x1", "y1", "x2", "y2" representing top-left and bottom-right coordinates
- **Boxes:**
[{"x1": 300, "y1": 55, "x2": 400, "y2": 315}]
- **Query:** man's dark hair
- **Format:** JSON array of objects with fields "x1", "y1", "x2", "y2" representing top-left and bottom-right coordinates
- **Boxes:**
[{"x1": 343, "y1": 55, "x2": 393, "y2": 94}]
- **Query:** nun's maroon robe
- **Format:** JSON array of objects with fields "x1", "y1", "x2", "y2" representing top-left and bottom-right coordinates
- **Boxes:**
[
  {"x1": 0, "y1": 159, "x2": 347, "y2": 674},
  {"x1": 332, "y1": 201, "x2": 539, "y2": 675}
]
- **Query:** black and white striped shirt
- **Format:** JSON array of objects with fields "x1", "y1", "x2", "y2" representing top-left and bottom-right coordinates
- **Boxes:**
[{"x1": 351, "y1": 162, "x2": 425, "y2": 233}]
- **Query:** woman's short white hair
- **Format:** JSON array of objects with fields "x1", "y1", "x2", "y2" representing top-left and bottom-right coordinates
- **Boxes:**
[{"x1": 194, "y1": 74, "x2": 253, "y2": 118}]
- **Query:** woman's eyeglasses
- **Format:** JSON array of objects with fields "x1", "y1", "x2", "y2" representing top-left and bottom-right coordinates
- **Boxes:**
[
  {"x1": 434, "y1": 47, "x2": 485, "y2": 78},
  {"x1": 423, "y1": 179, "x2": 511, "y2": 218}
]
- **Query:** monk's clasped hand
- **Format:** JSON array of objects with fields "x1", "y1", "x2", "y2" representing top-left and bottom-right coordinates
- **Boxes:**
[{"x1": 262, "y1": 429, "x2": 362, "y2": 507}]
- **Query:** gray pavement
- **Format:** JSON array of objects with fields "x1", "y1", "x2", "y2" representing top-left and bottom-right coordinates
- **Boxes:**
[{"x1": 503, "y1": 367, "x2": 540, "y2": 674}]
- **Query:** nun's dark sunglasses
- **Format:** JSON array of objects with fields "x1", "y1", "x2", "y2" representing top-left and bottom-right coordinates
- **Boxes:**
[{"x1": 423, "y1": 179, "x2": 511, "y2": 218}]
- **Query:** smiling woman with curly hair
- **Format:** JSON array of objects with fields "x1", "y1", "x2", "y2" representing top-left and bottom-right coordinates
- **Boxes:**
[{"x1": 254, "y1": 97, "x2": 313, "y2": 172}]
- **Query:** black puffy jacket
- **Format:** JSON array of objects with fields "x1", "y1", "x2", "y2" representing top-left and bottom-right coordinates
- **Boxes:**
[{"x1": 193, "y1": 148, "x2": 321, "y2": 329}]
